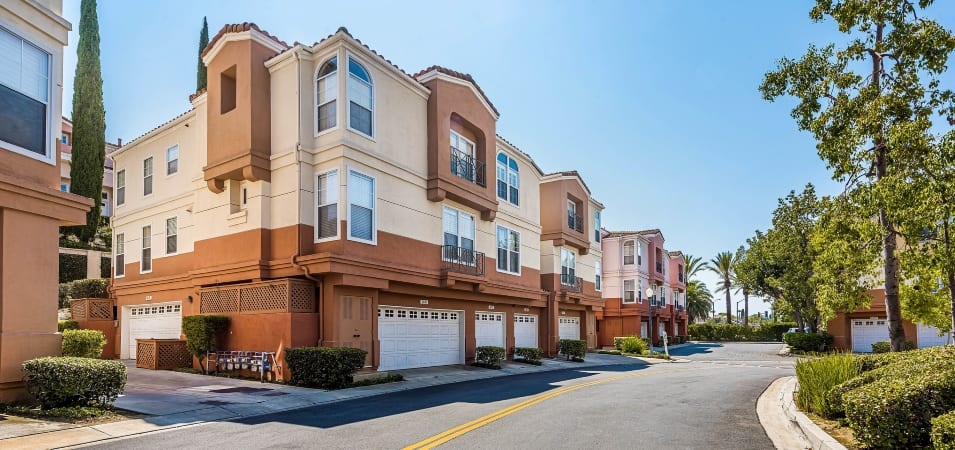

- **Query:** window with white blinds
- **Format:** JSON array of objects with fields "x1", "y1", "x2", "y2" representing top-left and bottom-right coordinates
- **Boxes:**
[
  {"x1": 347, "y1": 57, "x2": 373, "y2": 137},
  {"x1": 443, "y1": 206, "x2": 475, "y2": 263},
  {"x1": 348, "y1": 169, "x2": 375, "y2": 242},
  {"x1": 0, "y1": 25, "x2": 50, "y2": 159},
  {"x1": 143, "y1": 157, "x2": 153, "y2": 196},
  {"x1": 141, "y1": 225, "x2": 152, "y2": 273},
  {"x1": 623, "y1": 279, "x2": 635, "y2": 303},
  {"x1": 316, "y1": 170, "x2": 338, "y2": 240},
  {"x1": 115, "y1": 233, "x2": 125, "y2": 277},
  {"x1": 165, "y1": 217, "x2": 177, "y2": 254},
  {"x1": 496, "y1": 225, "x2": 520, "y2": 274}
]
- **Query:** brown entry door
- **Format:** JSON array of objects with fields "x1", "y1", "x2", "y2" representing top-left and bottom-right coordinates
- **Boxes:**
[{"x1": 339, "y1": 296, "x2": 373, "y2": 366}]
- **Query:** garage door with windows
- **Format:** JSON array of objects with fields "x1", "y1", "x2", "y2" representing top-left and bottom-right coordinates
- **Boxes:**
[
  {"x1": 127, "y1": 302, "x2": 182, "y2": 359},
  {"x1": 851, "y1": 319, "x2": 888, "y2": 353},
  {"x1": 378, "y1": 307, "x2": 462, "y2": 371},
  {"x1": 918, "y1": 323, "x2": 952, "y2": 348},
  {"x1": 559, "y1": 317, "x2": 580, "y2": 340},
  {"x1": 514, "y1": 314, "x2": 538, "y2": 348},
  {"x1": 475, "y1": 312, "x2": 504, "y2": 348}
]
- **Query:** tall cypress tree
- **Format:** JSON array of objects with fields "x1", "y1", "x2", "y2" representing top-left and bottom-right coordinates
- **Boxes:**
[
  {"x1": 197, "y1": 17, "x2": 209, "y2": 90},
  {"x1": 69, "y1": 0, "x2": 106, "y2": 242}
]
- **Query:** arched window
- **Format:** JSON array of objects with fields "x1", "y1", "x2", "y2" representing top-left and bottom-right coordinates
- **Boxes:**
[
  {"x1": 347, "y1": 57, "x2": 373, "y2": 136},
  {"x1": 496, "y1": 152, "x2": 519, "y2": 205},
  {"x1": 316, "y1": 57, "x2": 337, "y2": 132}
]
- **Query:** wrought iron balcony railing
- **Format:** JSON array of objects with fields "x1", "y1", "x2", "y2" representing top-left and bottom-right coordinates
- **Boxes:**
[
  {"x1": 450, "y1": 147, "x2": 486, "y2": 187},
  {"x1": 560, "y1": 273, "x2": 583, "y2": 293},
  {"x1": 656, "y1": 261, "x2": 663, "y2": 273},
  {"x1": 567, "y1": 213, "x2": 583, "y2": 233},
  {"x1": 441, "y1": 245, "x2": 485, "y2": 276}
]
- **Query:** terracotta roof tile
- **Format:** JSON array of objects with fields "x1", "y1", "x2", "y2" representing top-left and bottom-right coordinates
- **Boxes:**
[
  {"x1": 117, "y1": 109, "x2": 194, "y2": 152},
  {"x1": 201, "y1": 23, "x2": 289, "y2": 59},
  {"x1": 495, "y1": 134, "x2": 545, "y2": 175},
  {"x1": 189, "y1": 87, "x2": 207, "y2": 103},
  {"x1": 542, "y1": 169, "x2": 592, "y2": 195},
  {"x1": 413, "y1": 65, "x2": 500, "y2": 117},
  {"x1": 303, "y1": 27, "x2": 422, "y2": 87},
  {"x1": 602, "y1": 229, "x2": 665, "y2": 239}
]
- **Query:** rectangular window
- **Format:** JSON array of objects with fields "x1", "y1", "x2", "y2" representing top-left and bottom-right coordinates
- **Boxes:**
[
  {"x1": 115, "y1": 233, "x2": 125, "y2": 277},
  {"x1": 166, "y1": 145, "x2": 179, "y2": 175},
  {"x1": 0, "y1": 26, "x2": 50, "y2": 159},
  {"x1": 623, "y1": 279, "x2": 635, "y2": 303},
  {"x1": 560, "y1": 248, "x2": 576, "y2": 285},
  {"x1": 316, "y1": 56, "x2": 337, "y2": 132},
  {"x1": 443, "y1": 206, "x2": 475, "y2": 264},
  {"x1": 624, "y1": 240, "x2": 635, "y2": 265},
  {"x1": 347, "y1": 169, "x2": 375, "y2": 242},
  {"x1": 567, "y1": 200, "x2": 576, "y2": 229},
  {"x1": 316, "y1": 170, "x2": 339, "y2": 240},
  {"x1": 637, "y1": 243, "x2": 642, "y2": 265},
  {"x1": 116, "y1": 169, "x2": 125, "y2": 205},
  {"x1": 595, "y1": 260, "x2": 602, "y2": 291},
  {"x1": 60, "y1": 183, "x2": 68, "y2": 192},
  {"x1": 141, "y1": 225, "x2": 152, "y2": 273},
  {"x1": 496, "y1": 152, "x2": 519, "y2": 205},
  {"x1": 61, "y1": 133, "x2": 68, "y2": 145},
  {"x1": 143, "y1": 157, "x2": 153, "y2": 196},
  {"x1": 594, "y1": 211, "x2": 601, "y2": 242},
  {"x1": 347, "y1": 58, "x2": 373, "y2": 136},
  {"x1": 101, "y1": 191, "x2": 109, "y2": 216},
  {"x1": 496, "y1": 225, "x2": 520, "y2": 274},
  {"x1": 638, "y1": 279, "x2": 644, "y2": 303},
  {"x1": 165, "y1": 217, "x2": 177, "y2": 254},
  {"x1": 450, "y1": 131, "x2": 476, "y2": 183}
]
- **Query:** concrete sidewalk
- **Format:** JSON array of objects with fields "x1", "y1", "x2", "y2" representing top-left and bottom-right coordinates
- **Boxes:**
[{"x1": 1, "y1": 352, "x2": 645, "y2": 449}]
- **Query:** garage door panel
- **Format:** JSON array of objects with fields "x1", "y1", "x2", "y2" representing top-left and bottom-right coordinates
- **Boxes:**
[
  {"x1": 559, "y1": 317, "x2": 580, "y2": 340},
  {"x1": 475, "y1": 312, "x2": 505, "y2": 348},
  {"x1": 918, "y1": 324, "x2": 951, "y2": 348},
  {"x1": 378, "y1": 306, "x2": 462, "y2": 371},
  {"x1": 514, "y1": 314, "x2": 538, "y2": 348},
  {"x1": 851, "y1": 319, "x2": 889, "y2": 353},
  {"x1": 127, "y1": 302, "x2": 183, "y2": 359}
]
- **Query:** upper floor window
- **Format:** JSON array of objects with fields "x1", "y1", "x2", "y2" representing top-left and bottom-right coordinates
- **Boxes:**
[
  {"x1": 496, "y1": 152, "x2": 519, "y2": 205},
  {"x1": 316, "y1": 170, "x2": 339, "y2": 241},
  {"x1": 594, "y1": 211, "x2": 601, "y2": 242},
  {"x1": 623, "y1": 240, "x2": 635, "y2": 265},
  {"x1": 443, "y1": 206, "x2": 475, "y2": 259},
  {"x1": 60, "y1": 183, "x2": 68, "y2": 192},
  {"x1": 638, "y1": 279, "x2": 644, "y2": 303},
  {"x1": 496, "y1": 225, "x2": 520, "y2": 274},
  {"x1": 595, "y1": 260, "x2": 602, "y2": 291},
  {"x1": 347, "y1": 57, "x2": 373, "y2": 137},
  {"x1": 115, "y1": 233, "x2": 125, "y2": 277},
  {"x1": 166, "y1": 145, "x2": 179, "y2": 175},
  {"x1": 347, "y1": 169, "x2": 375, "y2": 243},
  {"x1": 560, "y1": 248, "x2": 576, "y2": 285},
  {"x1": 101, "y1": 192, "x2": 109, "y2": 216},
  {"x1": 116, "y1": 169, "x2": 125, "y2": 205},
  {"x1": 623, "y1": 279, "x2": 635, "y2": 303},
  {"x1": 637, "y1": 243, "x2": 643, "y2": 265},
  {"x1": 143, "y1": 157, "x2": 153, "y2": 196},
  {"x1": 0, "y1": 26, "x2": 51, "y2": 160},
  {"x1": 316, "y1": 57, "x2": 337, "y2": 133},
  {"x1": 450, "y1": 131, "x2": 481, "y2": 185},
  {"x1": 165, "y1": 217, "x2": 177, "y2": 254},
  {"x1": 141, "y1": 225, "x2": 152, "y2": 273},
  {"x1": 61, "y1": 133, "x2": 69, "y2": 145}
]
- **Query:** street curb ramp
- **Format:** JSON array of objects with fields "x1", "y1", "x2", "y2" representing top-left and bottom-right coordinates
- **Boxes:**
[{"x1": 757, "y1": 376, "x2": 847, "y2": 450}]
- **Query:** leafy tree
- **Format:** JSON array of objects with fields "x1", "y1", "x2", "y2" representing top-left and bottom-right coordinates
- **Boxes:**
[
  {"x1": 197, "y1": 16, "x2": 209, "y2": 91},
  {"x1": 709, "y1": 251, "x2": 736, "y2": 324},
  {"x1": 67, "y1": 0, "x2": 106, "y2": 242},
  {"x1": 733, "y1": 246, "x2": 752, "y2": 326},
  {"x1": 760, "y1": 0, "x2": 955, "y2": 351}
]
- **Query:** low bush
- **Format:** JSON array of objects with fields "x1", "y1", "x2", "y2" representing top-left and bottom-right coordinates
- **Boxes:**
[
  {"x1": 23, "y1": 357, "x2": 126, "y2": 408},
  {"x1": 754, "y1": 323, "x2": 798, "y2": 341},
  {"x1": 794, "y1": 353, "x2": 860, "y2": 418},
  {"x1": 58, "y1": 320, "x2": 80, "y2": 332},
  {"x1": 58, "y1": 283, "x2": 71, "y2": 309},
  {"x1": 558, "y1": 339, "x2": 586, "y2": 361},
  {"x1": 598, "y1": 349, "x2": 622, "y2": 355},
  {"x1": 61, "y1": 329, "x2": 106, "y2": 358},
  {"x1": 69, "y1": 279, "x2": 109, "y2": 299},
  {"x1": 933, "y1": 410, "x2": 955, "y2": 450},
  {"x1": 182, "y1": 315, "x2": 230, "y2": 371},
  {"x1": 688, "y1": 322, "x2": 797, "y2": 342},
  {"x1": 100, "y1": 257, "x2": 111, "y2": 279},
  {"x1": 618, "y1": 336, "x2": 648, "y2": 354},
  {"x1": 284, "y1": 347, "x2": 367, "y2": 389},
  {"x1": 351, "y1": 373, "x2": 404, "y2": 387},
  {"x1": 784, "y1": 332, "x2": 833, "y2": 352},
  {"x1": 474, "y1": 346, "x2": 505, "y2": 369},
  {"x1": 826, "y1": 349, "x2": 934, "y2": 418},
  {"x1": 870, "y1": 340, "x2": 915, "y2": 353},
  {"x1": 514, "y1": 347, "x2": 542, "y2": 364}
]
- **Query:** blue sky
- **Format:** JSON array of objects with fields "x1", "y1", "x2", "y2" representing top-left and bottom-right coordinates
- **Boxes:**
[{"x1": 61, "y1": 1, "x2": 955, "y2": 317}]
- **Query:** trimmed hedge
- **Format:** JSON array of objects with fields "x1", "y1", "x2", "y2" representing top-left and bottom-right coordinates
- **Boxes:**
[
  {"x1": 688, "y1": 322, "x2": 797, "y2": 342},
  {"x1": 558, "y1": 339, "x2": 586, "y2": 361},
  {"x1": 182, "y1": 315, "x2": 230, "y2": 370},
  {"x1": 59, "y1": 254, "x2": 87, "y2": 283},
  {"x1": 784, "y1": 332, "x2": 833, "y2": 352},
  {"x1": 475, "y1": 346, "x2": 505, "y2": 369},
  {"x1": 58, "y1": 283, "x2": 71, "y2": 309},
  {"x1": 58, "y1": 320, "x2": 80, "y2": 332},
  {"x1": 514, "y1": 347, "x2": 542, "y2": 364},
  {"x1": 23, "y1": 357, "x2": 126, "y2": 408},
  {"x1": 933, "y1": 410, "x2": 955, "y2": 450},
  {"x1": 61, "y1": 329, "x2": 106, "y2": 358},
  {"x1": 618, "y1": 336, "x2": 647, "y2": 354},
  {"x1": 870, "y1": 340, "x2": 915, "y2": 353},
  {"x1": 69, "y1": 278, "x2": 109, "y2": 299},
  {"x1": 285, "y1": 347, "x2": 367, "y2": 389},
  {"x1": 100, "y1": 257, "x2": 111, "y2": 279}
]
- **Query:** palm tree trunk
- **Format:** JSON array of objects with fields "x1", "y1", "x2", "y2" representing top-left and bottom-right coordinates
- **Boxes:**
[{"x1": 724, "y1": 279, "x2": 732, "y2": 324}]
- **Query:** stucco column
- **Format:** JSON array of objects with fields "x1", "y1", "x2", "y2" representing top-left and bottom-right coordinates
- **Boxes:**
[{"x1": 546, "y1": 294, "x2": 559, "y2": 357}]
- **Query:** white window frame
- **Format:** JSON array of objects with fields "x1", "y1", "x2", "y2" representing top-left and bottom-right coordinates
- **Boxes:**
[
  {"x1": 594, "y1": 211, "x2": 601, "y2": 242},
  {"x1": 345, "y1": 53, "x2": 374, "y2": 140},
  {"x1": 637, "y1": 242, "x2": 643, "y2": 266},
  {"x1": 346, "y1": 167, "x2": 376, "y2": 244},
  {"x1": 443, "y1": 205, "x2": 476, "y2": 265},
  {"x1": 315, "y1": 169, "x2": 339, "y2": 243},
  {"x1": 165, "y1": 216, "x2": 177, "y2": 255},
  {"x1": 314, "y1": 55, "x2": 339, "y2": 136},
  {"x1": 114, "y1": 232, "x2": 125, "y2": 278},
  {"x1": 638, "y1": 279, "x2": 644, "y2": 304},
  {"x1": 560, "y1": 248, "x2": 577, "y2": 286},
  {"x1": 496, "y1": 151, "x2": 519, "y2": 206},
  {"x1": 623, "y1": 279, "x2": 635, "y2": 303},
  {"x1": 0, "y1": 23, "x2": 55, "y2": 164},
  {"x1": 166, "y1": 144, "x2": 179, "y2": 176},
  {"x1": 140, "y1": 225, "x2": 152, "y2": 274},
  {"x1": 101, "y1": 191, "x2": 109, "y2": 216},
  {"x1": 116, "y1": 169, "x2": 125, "y2": 206},
  {"x1": 496, "y1": 224, "x2": 521, "y2": 275},
  {"x1": 595, "y1": 260, "x2": 602, "y2": 291},
  {"x1": 450, "y1": 130, "x2": 476, "y2": 182},
  {"x1": 623, "y1": 240, "x2": 635, "y2": 265},
  {"x1": 143, "y1": 156, "x2": 153, "y2": 197}
]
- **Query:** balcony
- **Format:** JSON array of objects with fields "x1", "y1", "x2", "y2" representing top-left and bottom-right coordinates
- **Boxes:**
[
  {"x1": 655, "y1": 261, "x2": 663, "y2": 273},
  {"x1": 442, "y1": 245, "x2": 485, "y2": 276},
  {"x1": 567, "y1": 212, "x2": 583, "y2": 233},
  {"x1": 560, "y1": 273, "x2": 583, "y2": 293},
  {"x1": 678, "y1": 273, "x2": 684, "y2": 283},
  {"x1": 450, "y1": 147, "x2": 486, "y2": 187}
]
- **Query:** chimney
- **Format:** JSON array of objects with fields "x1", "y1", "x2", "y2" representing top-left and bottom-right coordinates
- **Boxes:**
[{"x1": 117, "y1": 138, "x2": 122, "y2": 147}]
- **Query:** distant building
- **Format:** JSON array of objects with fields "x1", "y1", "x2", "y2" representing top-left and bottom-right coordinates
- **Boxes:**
[{"x1": 58, "y1": 117, "x2": 119, "y2": 217}]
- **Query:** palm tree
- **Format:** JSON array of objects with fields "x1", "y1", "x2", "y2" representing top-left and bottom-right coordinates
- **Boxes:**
[
  {"x1": 709, "y1": 251, "x2": 735, "y2": 324},
  {"x1": 686, "y1": 279, "x2": 714, "y2": 323},
  {"x1": 684, "y1": 254, "x2": 708, "y2": 280}
]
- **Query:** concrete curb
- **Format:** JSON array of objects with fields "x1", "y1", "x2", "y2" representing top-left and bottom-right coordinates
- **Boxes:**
[{"x1": 757, "y1": 376, "x2": 847, "y2": 450}]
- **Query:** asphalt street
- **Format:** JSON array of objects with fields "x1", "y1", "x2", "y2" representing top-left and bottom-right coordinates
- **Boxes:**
[{"x1": 82, "y1": 343, "x2": 793, "y2": 450}]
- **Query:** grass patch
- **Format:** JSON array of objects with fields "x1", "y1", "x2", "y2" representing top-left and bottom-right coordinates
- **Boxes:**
[
  {"x1": 471, "y1": 362, "x2": 502, "y2": 370},
  {"x1": 513, "y1": 358, "x2": 544, "y2": 365},
  {"x1": 172, "y1": 367, "x2": 203, "y2": 375},
  {"x1": 795, "y1": 352, "x2": 860, "y2": 418},
  {"x1": 0, "y1": 404, "x2": 139, "y2": 425},
  {"x1": 350, "y1": 373, "x2": 404, "y2": 387},
  {"x1": 598, "y1": 350, "x2": 622, "y2": 355}
]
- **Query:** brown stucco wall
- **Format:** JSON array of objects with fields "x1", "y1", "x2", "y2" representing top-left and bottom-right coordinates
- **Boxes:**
[
  {"x1": 539, "y1": 178, "x2": 591, "y2": 252},
  {"x1": 826, "y1": 288, "x2": 920, "y2": 350}
]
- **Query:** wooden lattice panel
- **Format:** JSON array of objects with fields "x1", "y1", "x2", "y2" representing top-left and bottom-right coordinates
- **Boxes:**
[
  {"x1": 136, "y1": 341, "x2": 157, "y2": 369},
  {"x1": 69, "y1": 300, "x2": 87, "y2": 320},
  {"x1": 289, "y1": 282, "x2": 315, "y2": 312},
  {"x1": 156, "y1": 340, "x2": 192, "y2": 369},
  {"x1": 200, "y1": 289, "x2": 239, "y2": 313},
  {"x1": 240, "y1": 285, "x2": 287, "y2": 313},
  {"x1": 89, "y1": 299, "x2": 113, "y2": 320}
]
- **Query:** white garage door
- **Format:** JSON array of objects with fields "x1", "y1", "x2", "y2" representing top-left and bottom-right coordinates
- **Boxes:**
[
  {"x1": 559, "y1": 317, "x2": 580, "y2": 340},
  {"x1": 851, "y1": 318, "x2": 889, "y2": 353},
  {"x1": 475, "y1": 312, "x2": 504, "y2": 348},
  {"x1": 128, "y1": 302, "x2": 182, "y2": 359},
  {"x1": 378, "y1": 307, "x2": 462, "y2": 371},
  {"x1": 918, "y1": 323, "x2": 952, "y2": 348},
  {"x1": 514, "y1": 314, "x2": 538, "y2": 348}
]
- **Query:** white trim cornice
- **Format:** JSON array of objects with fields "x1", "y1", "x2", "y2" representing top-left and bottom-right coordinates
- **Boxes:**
[
  {"x1": 202, "y1": 29, "x2": 287, "y2": 65},
  {"x1": 415, "y1": 70, "x2": 499, "y2": 120}
]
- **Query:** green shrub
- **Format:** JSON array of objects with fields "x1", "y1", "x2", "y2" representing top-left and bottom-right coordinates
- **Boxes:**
[
  {"x1": 688, "y1": 323, "x2": 770, "y2": 341},
  {"x1": 794, "y1": 353, "x2": 860, "y2": 418},
  {"x1": 754, "y1": 323, "x2": 797, "y2": 341},
  {"x1": 23, "y1": 357, "x2": 126, "y2": 408},
  {"x1": 619, "y1": 336, "x2": 648, "y2": 354},
  {"x1": 58, "y1": 254, "x2": 87, "y2": 283},
  {"x1": 475, "y1": 346, "x2": 505, "y2": 369},
  {"x1": 870, "y1": 340, "x2": 915, "y2": 353},
  {"x1": 932, "y1": 410, "x2": 955, "y2": 450},
  {"x1": 70, "y1": 278, "x2": 109, "y2": 299},
  {"x1": 514, "y1": 347, "x2": 542, "y2": 364},
  {"x1": 284, "y1": 347, "x2": 367, "y2": 389},
  {"x1": 100, "y1": 257, "x2": 111, "y2": 279},
  {"x1": 58, "y1": 320, "x2": 80, "y2": 332},
  {"x1": 182, "y1": 315, "x2": 230, "y2": 370},
  {"x1": 61, "y1": 329, "x2": 106, "y2": 358},
  {"x1": 784, "y1": 332, "x2": 833, "y2": 352},
  {"x1": 826, "y1": 348, "x2": 946, "y2": 418},
  {"x1": 558, "y1": 339, "x2": 586, "y2": 361},
  {"x1": 58, "y1": 283, "x2": 71, "y2": 309}
]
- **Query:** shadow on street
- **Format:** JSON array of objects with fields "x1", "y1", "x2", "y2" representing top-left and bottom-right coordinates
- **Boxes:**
[{"x1": 667, "y1": 342, "x2": 723, "y2": 356}]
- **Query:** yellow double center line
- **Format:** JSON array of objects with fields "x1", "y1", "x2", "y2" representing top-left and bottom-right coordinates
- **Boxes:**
[{"x1": 402, "y1": 368, "x2": 698, "y2": 450}]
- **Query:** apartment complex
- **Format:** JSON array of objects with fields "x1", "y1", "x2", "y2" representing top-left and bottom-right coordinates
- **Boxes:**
[
  {"x1": 826, "y1": 288, "x2": 952, "y2": 352},
  {"x1": 596, "y1": 230, "x2": 687, "y2": 347},
  {"x1": 109, "y1": 25, "x2": 605, "y2": 374},
  {"x1": 58, "y1": 117, "x2": 119, "y2": 217},
  {"x1": 0, "y1": 0, "x2": 92, "y2": 401}
]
